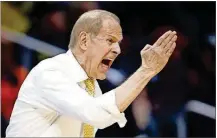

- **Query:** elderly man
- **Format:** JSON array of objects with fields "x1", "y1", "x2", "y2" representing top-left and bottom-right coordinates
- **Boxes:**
[{"x1": 6, "y1": 10, "x2": 177, "y2": 137}]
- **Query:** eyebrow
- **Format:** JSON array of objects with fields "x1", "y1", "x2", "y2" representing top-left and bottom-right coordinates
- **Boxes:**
[{"x1": 108, "y1": 35, "x2": 123, "y2": 44}]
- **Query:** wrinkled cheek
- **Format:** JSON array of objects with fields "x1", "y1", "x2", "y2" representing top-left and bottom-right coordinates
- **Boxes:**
[
  {"x1": 96, "y1": 47, "x2": 108, "y2": 61},
  {"x1": 104, "y1": 47, "x2": 111, "y2": 55}
]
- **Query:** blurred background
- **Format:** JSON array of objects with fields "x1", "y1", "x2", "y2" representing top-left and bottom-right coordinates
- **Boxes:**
[{"x1": 1, "y1": 1, "x2": 216, "y2": 137}]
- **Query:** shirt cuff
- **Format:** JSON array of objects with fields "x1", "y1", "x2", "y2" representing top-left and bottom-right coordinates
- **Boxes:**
[{"x1": 96, "y1": 90, "x2": 127, "y2": 128}]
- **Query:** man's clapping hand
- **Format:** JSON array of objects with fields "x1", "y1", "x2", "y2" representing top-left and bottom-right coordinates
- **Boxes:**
[{"x1": 140, "y1": 30, "x2": 177, "y2": 75}]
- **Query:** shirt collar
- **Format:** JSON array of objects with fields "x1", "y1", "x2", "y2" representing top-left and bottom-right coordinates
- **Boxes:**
[{"x1": 66, "y1": 50, "x2": 89, "y2": 83}]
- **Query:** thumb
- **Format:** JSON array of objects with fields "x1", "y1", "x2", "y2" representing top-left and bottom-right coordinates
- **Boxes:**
[{"x1": 141, "y1": 44, "x2": 152, "y2": 55}]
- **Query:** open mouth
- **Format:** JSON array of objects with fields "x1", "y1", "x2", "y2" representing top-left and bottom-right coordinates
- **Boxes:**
[
  {"x1": 100, "y1": 59, "x2": 113, "y2": 72},
  {"x1": 101, "y1": 59, "x2": 112, "y2": 66}
]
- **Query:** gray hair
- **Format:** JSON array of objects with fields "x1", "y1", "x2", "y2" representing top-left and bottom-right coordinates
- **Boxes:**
[{"x1": 68, "y1": 9, "x2": 120, "y2": 49}]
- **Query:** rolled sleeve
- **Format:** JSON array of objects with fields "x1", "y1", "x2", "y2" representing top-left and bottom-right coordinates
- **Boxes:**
[
  {"x1": 36, "y1": 69, "x2": 127, "y2": 129},
  {"x1": 95, "y1": 90, "x2": 127, "y2": 128}
]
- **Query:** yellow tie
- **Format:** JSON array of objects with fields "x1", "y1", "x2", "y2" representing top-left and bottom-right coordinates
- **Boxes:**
[{"x1": 83, "y1": 78, "x2": 95, "y2": 137}]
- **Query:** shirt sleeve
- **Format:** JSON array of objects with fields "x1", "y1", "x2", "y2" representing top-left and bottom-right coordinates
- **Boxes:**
[{"x1": 36, "y1": 69, "x2": 127, "y2": 129}]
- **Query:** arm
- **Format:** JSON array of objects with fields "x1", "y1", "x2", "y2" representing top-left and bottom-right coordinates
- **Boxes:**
[
  {"x1": 115, "y1": 67, "x2": 154, "y2": 112},
  {"x1": 37, "y1": 69, "x2": 126, "y2": 129},
  {"x1": 115, "y1": 30, "x2": 177, "y2": 112}
]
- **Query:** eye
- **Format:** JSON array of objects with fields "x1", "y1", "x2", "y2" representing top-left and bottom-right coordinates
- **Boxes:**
[{"x1": 107, "y1": 39, "x2": 113, "y2": 45}]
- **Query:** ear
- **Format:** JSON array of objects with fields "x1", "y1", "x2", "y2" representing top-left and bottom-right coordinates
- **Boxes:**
[{"x1": 78, "y1": 31, "x2": 88, "y2": 51}]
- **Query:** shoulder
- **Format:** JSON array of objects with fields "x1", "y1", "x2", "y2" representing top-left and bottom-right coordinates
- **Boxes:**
[
  {"x1": 36, "y1": 53, "x2": 67, "y2": 71},
  {"x1": 31, "y1": 52, "x2": 74, "y2": 77},
  {"x1": 23, "y1": 53, "x2": 69, "y2": 83},
  {"x1": 31, "y1": 52, "x2": 80, "y2": 83}
]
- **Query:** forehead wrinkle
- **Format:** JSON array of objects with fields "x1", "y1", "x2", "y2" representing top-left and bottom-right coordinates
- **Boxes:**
[
  {"x1": 102, "y1": 21, "x2": 123, "y2": 41},
  {"x1": 98, "y1": 26, "x2": 122, "y2": 40}
]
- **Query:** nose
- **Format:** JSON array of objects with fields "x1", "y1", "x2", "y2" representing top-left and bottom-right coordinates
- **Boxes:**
[{"x1": 111, "y1": 43, "x2": 121, "y2": 55}]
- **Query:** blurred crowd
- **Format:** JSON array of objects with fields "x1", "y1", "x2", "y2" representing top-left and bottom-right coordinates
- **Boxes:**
[{"x1": 1, "y1": 1, "x2": 216, "y2": 137}]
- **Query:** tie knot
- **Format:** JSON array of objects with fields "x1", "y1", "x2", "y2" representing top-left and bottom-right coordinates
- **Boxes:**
[
  {"x1": 84, "y1": 78, "x2": 94, "y2": 85},
  {"x1": 84, "y1": 78, "x2": 95, "y2": 96}
]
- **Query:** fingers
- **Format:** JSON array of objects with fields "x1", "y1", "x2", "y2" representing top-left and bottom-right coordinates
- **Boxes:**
[
  {"x1": 164, "y1": 35, "x2": 177, "y2": 51},
  {"x1": 154, "y1": 30, "x2": 171, "y2": 46},
  {"x1": 162, "y1": 31, "x2": 177, "y2": 48},
  {"x1": 171, "y1": 34, "x2": 178, "y2": 41},
  {"x1": 166, "y1": 42, "x2": 176, "y2": 56},
  {"x1": 152, "y1": 30, "x2": 177, "y2": 57}
]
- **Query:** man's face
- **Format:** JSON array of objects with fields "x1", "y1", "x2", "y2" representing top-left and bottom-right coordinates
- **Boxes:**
[{"x1": 84, "y1": 19, "x2": 122, "y2": 80}]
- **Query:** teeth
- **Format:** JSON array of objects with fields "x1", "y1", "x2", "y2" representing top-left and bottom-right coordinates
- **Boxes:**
[{"x1": 105, "y1": 58, "x2": 112, "y2": 61}]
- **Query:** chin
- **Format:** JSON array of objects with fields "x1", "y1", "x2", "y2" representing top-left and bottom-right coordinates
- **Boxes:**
[{"x1": 96, "y1": 73, "x2": 107, "y2": 80}]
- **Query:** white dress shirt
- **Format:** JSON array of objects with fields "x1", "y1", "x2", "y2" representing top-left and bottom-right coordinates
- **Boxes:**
[{"x1": 6, "y1": 50, "x2": 127, "y2": 137}]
